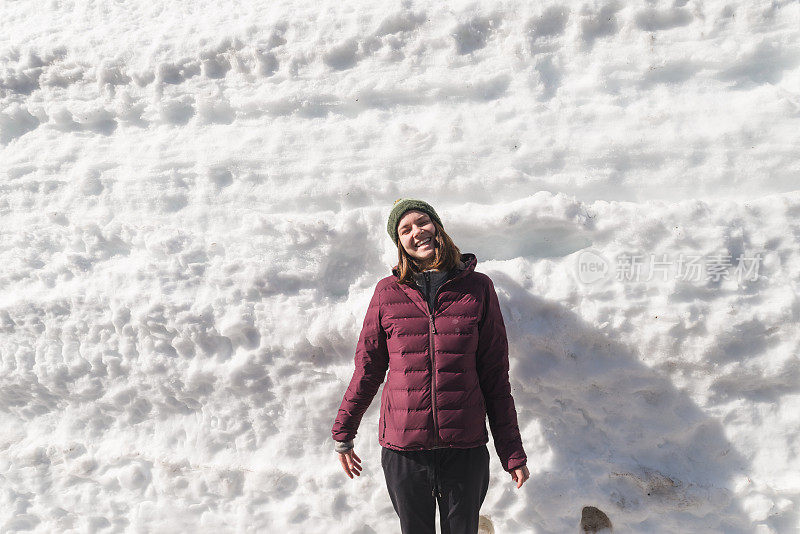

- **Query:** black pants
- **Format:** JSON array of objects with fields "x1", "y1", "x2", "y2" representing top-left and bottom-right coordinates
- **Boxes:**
[{"x1": 381, "y1": 445, "x2": 490, "y2": 534}]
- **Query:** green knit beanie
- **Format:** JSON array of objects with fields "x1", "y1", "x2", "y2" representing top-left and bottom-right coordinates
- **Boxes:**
[{"x1": 386, "y1": 198, "x2": 444, "y2": 245}]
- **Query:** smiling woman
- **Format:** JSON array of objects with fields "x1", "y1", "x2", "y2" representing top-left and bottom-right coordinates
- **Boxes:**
[{"x1": 331, "y1": 198, "x2": 530, "y2": 534}]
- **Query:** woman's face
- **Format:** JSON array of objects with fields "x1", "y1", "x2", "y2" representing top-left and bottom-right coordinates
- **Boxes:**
[{"x1": 397, "y1": 210, "x2": 437, "y2": 262}]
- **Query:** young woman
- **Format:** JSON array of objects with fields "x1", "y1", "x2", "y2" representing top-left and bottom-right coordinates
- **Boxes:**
[{"x1": 332, "y1": 198, "x2": 530, "y2": 534}]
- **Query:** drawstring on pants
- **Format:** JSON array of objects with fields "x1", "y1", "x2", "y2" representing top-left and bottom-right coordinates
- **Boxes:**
[{"x1": 430, "y1": 448, "x2": 442, "y2": 498}]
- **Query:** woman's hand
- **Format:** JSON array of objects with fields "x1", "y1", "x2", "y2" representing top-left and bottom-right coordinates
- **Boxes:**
[
  {"x1": 510, "y1": 465, "x2": 530, "y2": 489},
  {"x1": 338, "y1": 449, "x2": 362, "y2": 479}
]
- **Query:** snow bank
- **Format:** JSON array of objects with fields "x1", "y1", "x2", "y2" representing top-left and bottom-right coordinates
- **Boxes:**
[{"x1": 1, "y1": 0, "x2": 799, "y2": 532}]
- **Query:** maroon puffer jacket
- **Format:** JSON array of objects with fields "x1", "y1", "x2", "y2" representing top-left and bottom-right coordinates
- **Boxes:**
[{"x1": 331, "y1": 253, "x2": 527, "y2": 472}]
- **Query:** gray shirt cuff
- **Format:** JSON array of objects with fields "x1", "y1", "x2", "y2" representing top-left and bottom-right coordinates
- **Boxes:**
[{"x1": 334, "y1": 439, "x2": 354, "y2": 453}]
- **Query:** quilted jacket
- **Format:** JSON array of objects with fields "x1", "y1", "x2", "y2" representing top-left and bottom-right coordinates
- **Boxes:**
[{"x1": 331, "y1": 253, "x2": 527, "y2": 472}]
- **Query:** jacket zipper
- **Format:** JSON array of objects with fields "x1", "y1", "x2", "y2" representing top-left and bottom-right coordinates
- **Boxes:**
[
  {"x1": 426, "y1": 270, "x2": 458, "y2": 450},
  {"x1": 425, "y1": 272, "x2": 439, "y2": 448},
  {"x1": 429, "y1": 311, "x2": 438, "y2": 448}
]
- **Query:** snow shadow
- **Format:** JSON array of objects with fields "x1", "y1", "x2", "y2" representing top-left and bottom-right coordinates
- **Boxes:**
[{"x1": 488, "y1": 272, "x2": 755, "y2": 533}]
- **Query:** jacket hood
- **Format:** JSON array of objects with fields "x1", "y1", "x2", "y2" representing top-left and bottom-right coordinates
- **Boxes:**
[{"x1": 392, "y1": 252, "x2": 477, "y2": 280}]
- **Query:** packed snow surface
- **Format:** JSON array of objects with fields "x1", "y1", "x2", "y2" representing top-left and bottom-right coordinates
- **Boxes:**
[{"x1": 1, "y1": 0, "x2": 799, "y2": 532}]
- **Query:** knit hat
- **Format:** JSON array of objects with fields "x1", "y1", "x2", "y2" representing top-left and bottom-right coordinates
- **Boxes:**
[{"x1": 386, "y1": 198, "x2": 444, "y2": 245}]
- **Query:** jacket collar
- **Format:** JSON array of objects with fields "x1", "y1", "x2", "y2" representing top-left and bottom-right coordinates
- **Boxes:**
[
  {"x1": 392, "y1": 252, "x2": 477, "y2": 281},
  {"x1": 392, "y1": 253, "x2": 477, "y2": 316}
]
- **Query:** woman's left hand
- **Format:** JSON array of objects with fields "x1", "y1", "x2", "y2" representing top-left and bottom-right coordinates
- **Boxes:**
[{"x1": 510, "y1": 465, "x2": 530, "y2": 489}]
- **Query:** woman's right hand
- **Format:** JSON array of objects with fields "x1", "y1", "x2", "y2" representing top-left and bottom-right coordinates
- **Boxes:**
[{"x1": 338, "y1": 449, "x2": 362, "y2": 479}]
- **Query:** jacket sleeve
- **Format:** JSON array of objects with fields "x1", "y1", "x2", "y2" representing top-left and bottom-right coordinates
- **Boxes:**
[
  {"x1": 331, "y1": 283, "x2": 389, "y2": 443},
  {"x1": 475, "y1": 278, "x2": 527, "y2": 472}
]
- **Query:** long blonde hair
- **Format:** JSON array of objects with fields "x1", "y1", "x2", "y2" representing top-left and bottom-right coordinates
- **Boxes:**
[{"x1": 393, "y1": 218, "x2": 461, "y2": 286}]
